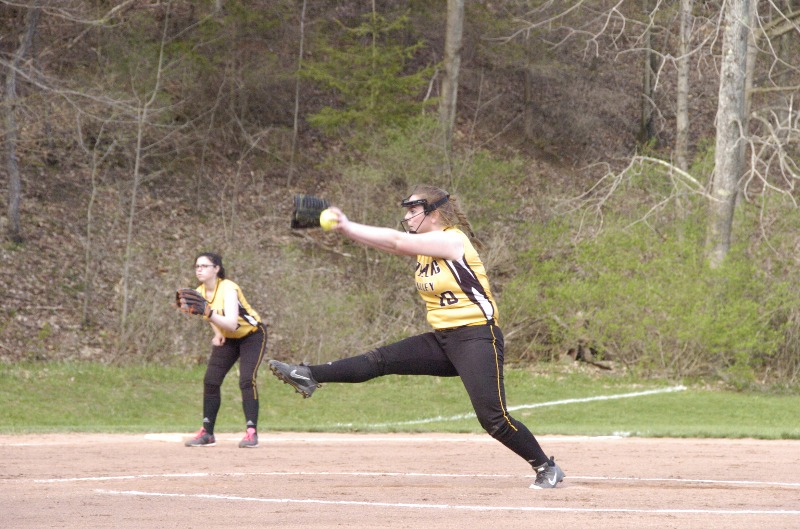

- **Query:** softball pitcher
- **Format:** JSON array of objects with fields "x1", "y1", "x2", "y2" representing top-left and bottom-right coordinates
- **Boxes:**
[{"x1": 270, "y1": 185, "x2": 565, "y2": 489}]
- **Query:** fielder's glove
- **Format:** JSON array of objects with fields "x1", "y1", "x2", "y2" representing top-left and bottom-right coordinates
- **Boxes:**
[{"x1": 175, "y1": 288, "x2": 213, "y2": 319}]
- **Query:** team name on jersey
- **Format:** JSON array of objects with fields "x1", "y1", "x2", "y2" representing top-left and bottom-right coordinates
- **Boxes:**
[
  {"x1": 415, "y1": 260, "x2": 441, "y2": 292},
  {"x1": 416, "y1": 260, "x2": 441, "y2": 277}
]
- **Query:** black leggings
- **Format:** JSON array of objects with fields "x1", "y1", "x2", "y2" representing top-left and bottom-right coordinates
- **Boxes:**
[
  {"x1": 309, "y1": 323, "x2": 550, "y2": 468},
  {"x1": 202, "y1": 324, "x2": 267, "y2": 433}
]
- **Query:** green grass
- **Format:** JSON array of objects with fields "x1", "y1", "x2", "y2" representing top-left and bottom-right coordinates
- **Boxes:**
[{"x1": 1, "y1": 362, "x2": 798, "y2": 438}]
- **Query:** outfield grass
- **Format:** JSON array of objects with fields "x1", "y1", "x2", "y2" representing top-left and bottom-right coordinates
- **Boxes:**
[{"x1": 0, "y1": 362, "x2": 797, "y2": 439}]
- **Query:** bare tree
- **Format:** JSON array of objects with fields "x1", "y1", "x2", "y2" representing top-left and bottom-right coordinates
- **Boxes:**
[
  {"x1": 705, "y1": 0, "x2": 750, "y2": 268},
  {"x1": 77, "y1": 117, "x2": 116, "y2": 328},
  {"x1": 675, "y1": 0, "x2": 693, "y2": 172},
  {"x1": 287, "y1": 0, "x2": 307, "y2": 187},
  {"x1": 640, "y1": 0, "x2": 659, "y2": 143},
  {"x1": 3, "y1": 4, "x2": 40, "y2": 243},
  {"x1": 439, "y1": 0, "x2": 465, "y2": 165},
  {"x1": 509, "y1": 0, "x2": 797, "y2": 262},
  {"x1": 741, "y1": 5, "x2": 800, "y2": 203}
]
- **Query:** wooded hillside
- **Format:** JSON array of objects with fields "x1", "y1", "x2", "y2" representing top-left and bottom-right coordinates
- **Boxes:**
[{"x1": 2, "y1": 1, "x2": 798, "y2": 387}]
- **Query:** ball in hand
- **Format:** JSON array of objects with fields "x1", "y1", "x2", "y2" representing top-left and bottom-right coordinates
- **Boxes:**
[{"x1": 319, "y1": 208, "x2": 339, "y2": 231}]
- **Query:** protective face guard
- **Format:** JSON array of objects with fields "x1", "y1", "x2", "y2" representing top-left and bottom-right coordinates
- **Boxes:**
[
  {"x1": 399, "y1": 194, "x2": 449, "y2": 233},
  {"x1": 400, "y1": 195, "x2": 449, "y2": 213}
]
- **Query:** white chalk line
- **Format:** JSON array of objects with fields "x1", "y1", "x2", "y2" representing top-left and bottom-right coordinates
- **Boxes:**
[
  {"x1": 93, "y1": 489, "x2": 800, "y2": 516},
  {"x1": 35, "y1": 470, "x2": 800, "y2": 489},
  {"x1": 13, "y1": 434, "x2": 508, "y2": 446},
  {"x1": 142, "y1": 433, "x2": 622, "y2": 444},
  {"x1": 335, "y1": 385, "x2": 688, "y2": 428}
]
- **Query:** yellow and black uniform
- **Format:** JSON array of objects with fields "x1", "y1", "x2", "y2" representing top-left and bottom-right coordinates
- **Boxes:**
[
  {"x1": 415, "y1": 228, "x2": 497, "y2": 329},
  {"x1": 304, "y1": 228, "x2": 551, "y2": 469},
  {"x1": 197, "y1": 278, "x2": 262, "y2": 339},
  {"x1": 197, "y1": 278, "x2": 267, "y2": 437}
]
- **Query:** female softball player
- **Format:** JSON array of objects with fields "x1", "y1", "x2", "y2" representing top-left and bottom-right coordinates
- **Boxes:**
[
  {"x1": 269, "y1": 185, "x2": 565, "y2": 489},
  {"x1": 179, "y1": 252, "x2": 268, "y2": 448}
]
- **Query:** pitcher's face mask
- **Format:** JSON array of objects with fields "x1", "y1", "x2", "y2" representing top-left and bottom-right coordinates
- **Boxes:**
[{"x1": 399, "y1": 194, "x2": 449, "y2": 233}]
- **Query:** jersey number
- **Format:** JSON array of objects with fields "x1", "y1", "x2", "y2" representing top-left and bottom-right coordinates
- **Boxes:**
[{"x1": 439, "y1": 290, "x2": 458, "y2": 306}]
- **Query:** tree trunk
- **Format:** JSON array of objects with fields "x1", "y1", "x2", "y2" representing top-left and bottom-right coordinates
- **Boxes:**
[
  {"x1": 438, "y1": 0, "x2": 464, "y2": 163},
  {"x1": 4, "y1": 7, "x2": 40, "y2": 243},
  {"x1": 705, "y1": 0, "x2": 750, "y2": 268},
  {"x1": 675, "y1": 0, "x2": 693, "y2": 172},
  {"x1": 639, "y1": 0, "x2": 657, "y2": 143},
  {"x1": 288, "y1": 0, "x2": 307, "y2": 187},
  {"x1": 742, "y1": 0, "x2": 758, "y2": 126},
  {"x1": 523, "y1": 36, "x2": 537, "y2": 141}
]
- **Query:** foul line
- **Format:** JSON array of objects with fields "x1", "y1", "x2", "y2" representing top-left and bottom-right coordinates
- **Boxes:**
[
  {"x1": 361, "y1": 385, "x2": 687, "y2": 428},
  {"x1": 94, "y1": 489, "x2": 800, "y2": 516},
  {"x1": 37, "y1": 471, "x2": 800, "y2": 489}
]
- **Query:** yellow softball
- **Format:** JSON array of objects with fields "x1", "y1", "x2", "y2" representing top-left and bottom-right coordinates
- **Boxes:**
[{"x1": 319, "y1": 208, "x2": 339, "y2": 231}]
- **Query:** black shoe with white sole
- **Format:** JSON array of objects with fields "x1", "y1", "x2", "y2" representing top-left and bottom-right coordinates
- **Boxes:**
[{"x1": 268, "y1": 360, "x2": 319, "y2": 398}]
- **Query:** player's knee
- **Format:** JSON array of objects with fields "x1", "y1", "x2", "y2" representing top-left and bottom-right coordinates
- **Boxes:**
[
  {"x1": 477, "y1": 413, "x2": 514, "y2": 441},
  {"x1": 203, "y1": 369, "x2": 226, "y2": 388},
  {"x1": 365, "y1": 349, "x2": 386, "y2": 375},
  {"x1": 203, "y1": 383, "x2": 221, "y2": 397}
]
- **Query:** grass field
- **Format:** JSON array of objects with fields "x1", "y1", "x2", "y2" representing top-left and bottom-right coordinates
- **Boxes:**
[{"x1": 1, "y1": 361, "x2": 798, "y2": 438}]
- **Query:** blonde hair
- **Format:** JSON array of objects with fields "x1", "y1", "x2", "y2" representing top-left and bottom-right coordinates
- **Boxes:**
[{"x1": 406, "y1": 185, "x2": 482, "y2": 248}]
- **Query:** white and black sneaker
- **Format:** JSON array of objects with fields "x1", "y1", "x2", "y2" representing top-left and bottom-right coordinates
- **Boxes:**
[
  {"x1": 530, "y1": 457, "x2": 565, "y2": 489},
  {"x1": 268, "y1": 360, "x2": 319, "y2": 398}
]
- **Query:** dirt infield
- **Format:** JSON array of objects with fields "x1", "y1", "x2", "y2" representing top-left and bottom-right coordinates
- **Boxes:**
[{"x1": 2, "y1": 432, "x2": 798, "y2": 528}]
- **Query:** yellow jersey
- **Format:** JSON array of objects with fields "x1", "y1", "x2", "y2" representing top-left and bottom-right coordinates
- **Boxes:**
[
  {"x1": 414, "y1": 228, "x2": 499, "y2": 330},
  {"x1": 197, "y1": 278, "x2": 262, "y2": 339}
]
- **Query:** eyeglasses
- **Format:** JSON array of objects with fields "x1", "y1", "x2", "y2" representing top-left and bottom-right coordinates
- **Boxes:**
[{"x1": 194, "y1": 264, "x2": 215, "y2": 270}]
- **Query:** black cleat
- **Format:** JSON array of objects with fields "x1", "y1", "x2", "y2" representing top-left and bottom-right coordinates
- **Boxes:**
[{"x1": 268, "y1": 360, "x2": 319, "y2": 398}]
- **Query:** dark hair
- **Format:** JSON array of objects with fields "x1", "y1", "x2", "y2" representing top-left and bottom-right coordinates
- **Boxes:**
[
  {"x1": 195, "y1": 252, "x2": 226, "y2": 279},
  {"x1": 406, "y1": 184, "x2": 482, "y2": 248}
]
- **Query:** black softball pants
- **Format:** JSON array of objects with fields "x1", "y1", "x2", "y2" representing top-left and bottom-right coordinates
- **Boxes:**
[
  {"x1": 202, "y1": 323, "x2": 267, "y2": 433},
  {"x1": 309, "y1": 323, "x2": 550, "y2": 468}
]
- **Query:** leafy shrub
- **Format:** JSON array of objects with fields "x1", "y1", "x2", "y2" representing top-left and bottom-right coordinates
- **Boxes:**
[
  {"x1": 504, "y1": 216, "x2": 789, "y2": 383},
  {"x1": 499, "y1": 139, "x2": 800, "y2": 387}
]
